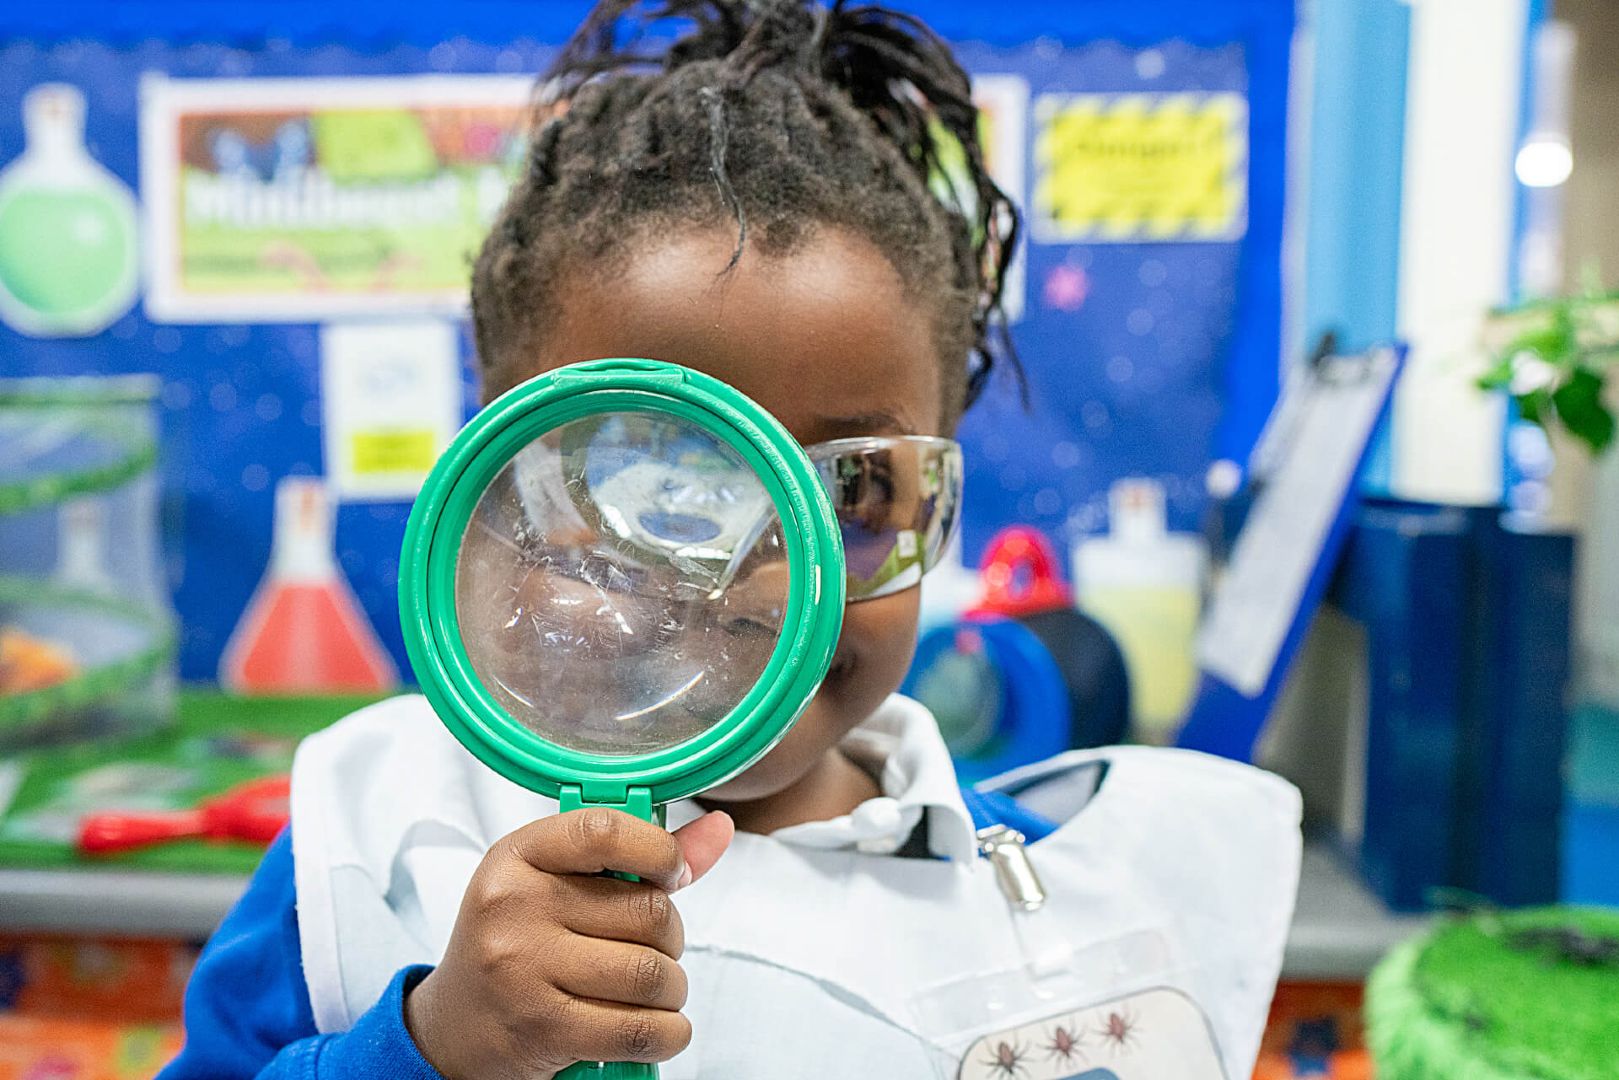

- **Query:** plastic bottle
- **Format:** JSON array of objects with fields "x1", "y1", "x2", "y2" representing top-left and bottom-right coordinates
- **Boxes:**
[
  {"x1": 0, "y1": 84, "x2": 139, "y2": 337},
  {"x1": 1071, "y1": 478, "x2": 1207, "y2": 743},
  {"x1": 220, "y1": 478, "x2": 398, "y2": 694}
]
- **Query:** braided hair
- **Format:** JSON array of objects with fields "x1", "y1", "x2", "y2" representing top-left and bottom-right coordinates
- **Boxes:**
[{"x1": 471, "y1": 0, "x2": 1020, "y2": 417}]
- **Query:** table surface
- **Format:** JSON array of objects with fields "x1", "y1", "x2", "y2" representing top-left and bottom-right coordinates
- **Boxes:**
[
  {"x1": 0, "y1": 691, "x2": 382, "y2": 875},
  {"x1": 0, "y1": 837, "x2": 1429, "y2": 979},
  {"x1": 2, "y1": 694, "x2": 1431, "y2": 977}
]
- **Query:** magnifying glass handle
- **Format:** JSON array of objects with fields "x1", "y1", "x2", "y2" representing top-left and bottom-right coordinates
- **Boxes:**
[
  {"x1": 558, "y1": 1063, "x2": 657, "y2": 1079},
  {"x1": 557, "y1": 788, "x2": 667, "y2": 1079}
]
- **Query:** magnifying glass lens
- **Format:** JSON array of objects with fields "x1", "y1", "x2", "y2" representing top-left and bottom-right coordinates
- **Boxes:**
[{"x1": 454, "y1": 412, "x2": 790, "y2": 757}]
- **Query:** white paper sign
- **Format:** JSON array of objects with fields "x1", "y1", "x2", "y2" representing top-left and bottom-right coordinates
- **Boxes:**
[
  {"x1": 319, "y1": 319, "x2": 463, "y2": 501},
  {"x1": 974, "y1": 74, "x2": 1030, "y2": 322}
]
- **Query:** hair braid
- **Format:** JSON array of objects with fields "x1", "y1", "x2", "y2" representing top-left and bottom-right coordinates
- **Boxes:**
[{"x1": 472, "y1": 0, "x2": 1021, "y2": 414}]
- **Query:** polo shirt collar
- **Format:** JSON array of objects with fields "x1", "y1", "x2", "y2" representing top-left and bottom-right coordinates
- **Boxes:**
[{"x1": 670, "y1": 694, "x2": 977, "y2": 862}]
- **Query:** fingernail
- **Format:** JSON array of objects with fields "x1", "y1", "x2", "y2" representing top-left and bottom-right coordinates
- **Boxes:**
[{"x1": 675, "y1": 862, "x2": 693, "y2": 891}]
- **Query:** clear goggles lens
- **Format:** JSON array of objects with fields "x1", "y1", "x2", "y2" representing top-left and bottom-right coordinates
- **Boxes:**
[{"x1": 808, "y1": 435, "x2": 963, "y2": 602}]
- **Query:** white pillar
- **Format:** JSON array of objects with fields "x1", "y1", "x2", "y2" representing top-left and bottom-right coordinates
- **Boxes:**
[{"x1": 1390, "y1": 0, "x2": 1528, "y2": 506}]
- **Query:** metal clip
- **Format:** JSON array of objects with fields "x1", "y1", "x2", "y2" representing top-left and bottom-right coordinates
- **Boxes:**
[{"x1": 977, "y1": 824, "x2": 1046, "y2": 912}]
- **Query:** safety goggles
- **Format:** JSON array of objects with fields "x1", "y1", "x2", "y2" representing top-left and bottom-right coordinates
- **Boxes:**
[
  {"x1": 807, "y1": 435, "x2": 963, "y2": 602},
  {"x1": 512, "y1": 421, "x2": 963, "y2": 607}
]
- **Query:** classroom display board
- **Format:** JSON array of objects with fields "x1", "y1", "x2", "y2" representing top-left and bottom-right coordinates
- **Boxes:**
[{"x1": 0, "y1": 1, "x2": 1293, "y2": 681}]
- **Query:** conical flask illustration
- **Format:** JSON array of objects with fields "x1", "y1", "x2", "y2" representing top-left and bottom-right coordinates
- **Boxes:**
[
  {"x1": 221, "y1": 478, "x2": 399, "y2": 694},
  {"x1": 0, "y1": 84, "x2": 140, "y2": 337}
]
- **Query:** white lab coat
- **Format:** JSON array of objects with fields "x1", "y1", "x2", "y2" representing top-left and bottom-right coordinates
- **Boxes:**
[{"x1": 291, "y1": 695, "x2": 1301, "y2": 1079}]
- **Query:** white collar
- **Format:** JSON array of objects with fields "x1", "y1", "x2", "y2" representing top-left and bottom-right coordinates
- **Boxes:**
[{"x1": 668, "y1": 695, "x2": 978, "y2": 862}]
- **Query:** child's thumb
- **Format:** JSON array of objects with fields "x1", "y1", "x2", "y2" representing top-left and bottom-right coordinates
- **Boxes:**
[{"x1": 671, "y1": 811, "x2": 735, "y2": 890}]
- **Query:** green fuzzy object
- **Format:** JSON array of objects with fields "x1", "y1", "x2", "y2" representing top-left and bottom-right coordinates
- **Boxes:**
[{"x1": 1367, "y1": 907, "x2": 1619, "y2": 1080}]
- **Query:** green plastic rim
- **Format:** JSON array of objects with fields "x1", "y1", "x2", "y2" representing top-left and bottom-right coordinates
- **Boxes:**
[
  {"x1": 0, "y1": 576, "x2": 176, "y2": 733},
  {"x1": 400, "y1": 359, "x2": 846, "y2": 806}
]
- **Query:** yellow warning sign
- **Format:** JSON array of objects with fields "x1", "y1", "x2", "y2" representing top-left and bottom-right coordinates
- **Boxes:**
[{"x1": 1033, "y1": 93, "x2": 1248, "y2": 243}]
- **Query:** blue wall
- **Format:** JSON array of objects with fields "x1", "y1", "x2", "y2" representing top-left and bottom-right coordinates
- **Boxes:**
[{"x1": 0, "y1": 0, "x2": 1295, "y2": 681}]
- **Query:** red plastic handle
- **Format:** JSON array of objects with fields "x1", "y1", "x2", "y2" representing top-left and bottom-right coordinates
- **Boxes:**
[
  {"x1": 77, "y1": 774, "x2": 291, "y2": 855},
  {"x1": 206, "y1": 775, "x2": 292, "y2": 844},
  {"x1": 78, "y1": 809, "x2": 208, "y2": 854},
  {"x1": 970, "y1": 526, "x2": 1073, "y2": 618}
]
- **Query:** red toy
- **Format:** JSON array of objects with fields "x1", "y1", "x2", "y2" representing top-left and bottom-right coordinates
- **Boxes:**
[
  {"x1": 76, "y1": 774, "x2": 290, "y2": 855},
  {"x1": 970, "y1": 526, "x2": 1074, "y2": 618}
]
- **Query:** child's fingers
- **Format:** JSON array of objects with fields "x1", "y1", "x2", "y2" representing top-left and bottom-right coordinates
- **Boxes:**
[
  {"x1": 553, "y1": 876, "x2": 686, "y2": 957},
  {"x1": 551, "y1": 936, "x2": 689, "y2": 1011},
  {"x1": 671, "y1": 810, "x2": 734, "y2": 887},
  {"x1": 508, "y1": 808, "x2": 687, "y2": 891},
  {"x1": 551, "y1": 1000, "x2": 694, "y2": 1065}
]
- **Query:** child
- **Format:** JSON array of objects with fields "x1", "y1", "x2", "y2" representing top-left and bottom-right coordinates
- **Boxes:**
[{"x1": 161, "y1": 3, "x2": 1301, "y2": 1078}]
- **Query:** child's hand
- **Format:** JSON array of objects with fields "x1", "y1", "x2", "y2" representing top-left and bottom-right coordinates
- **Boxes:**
[{"x1": 404, "y1": 808, "x2": 735, "y2": 1080}]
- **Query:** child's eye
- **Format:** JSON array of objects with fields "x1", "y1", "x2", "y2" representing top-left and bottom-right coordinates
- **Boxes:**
[
  {"x1": 835, "y1": 456, "x2": 895, "y2": 507},
  {"x1": 868, "y1": 464, "x2": 896, "y2": 501}
]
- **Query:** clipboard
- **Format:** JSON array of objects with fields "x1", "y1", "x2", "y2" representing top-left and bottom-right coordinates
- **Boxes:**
[{"x1": 1176, "y1": 346, "x2": 1405, "y2": 761}]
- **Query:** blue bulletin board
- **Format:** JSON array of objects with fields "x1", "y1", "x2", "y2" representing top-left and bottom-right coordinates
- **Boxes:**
[{"x1": 0, "y1": 1, "x2": 1294, "y2": 682}]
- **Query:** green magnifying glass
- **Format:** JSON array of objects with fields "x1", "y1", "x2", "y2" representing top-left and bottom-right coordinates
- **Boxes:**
[{"x1": 400, "y1": 359, "x2": 845, "y2": 1080}]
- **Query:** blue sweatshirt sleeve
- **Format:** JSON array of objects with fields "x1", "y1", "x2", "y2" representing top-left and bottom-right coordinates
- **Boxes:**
[{"x1": 158, "y1": 829, "x2": 445, "y2": 1080}]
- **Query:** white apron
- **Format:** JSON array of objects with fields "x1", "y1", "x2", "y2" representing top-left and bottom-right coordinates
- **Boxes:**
[{"x1": 292, "y1": 695, "x2": 1302, "y2": 1079}]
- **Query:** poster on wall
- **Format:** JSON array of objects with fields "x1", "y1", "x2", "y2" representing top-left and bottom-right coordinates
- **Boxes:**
[
  {"x1": 138, "y1": 74, "x2": 533, "y2": 322},
  {"x1": 1032, "y1": 92, "x2": 1248, "y2": 245},
  {"x1": 973, "y1": 75, "x2": 1030, "y2": 322},
  {"x1": 319, "y1": 319, "x2": 464, "y2": 501},
  {"x1": 2, "y1": 15, "x2": 1287, "y2": 683}
]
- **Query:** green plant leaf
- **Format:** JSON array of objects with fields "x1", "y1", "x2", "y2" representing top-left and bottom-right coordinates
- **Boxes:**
[
  {"x1": 1477, "y1": 356, "x2": 1516, "y2": 391},
  {"x1": 1552, "y1": 368, "x2": 1617, "y2": 453},
  {"x1": 1486, "y1": 286, "x2": 1617, "y2": 457},
  {"x1": 1518, "y1": 387, "x2": 1555, "y2": 427},
  {"x1": 1507, "y1": 307, "x2": 1578, "y2": 368}
]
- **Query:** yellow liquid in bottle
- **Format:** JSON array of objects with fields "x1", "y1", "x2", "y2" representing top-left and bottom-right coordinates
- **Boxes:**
[{"x1": 1080, "y1": 584, "x2": 1201, "y2": 743}]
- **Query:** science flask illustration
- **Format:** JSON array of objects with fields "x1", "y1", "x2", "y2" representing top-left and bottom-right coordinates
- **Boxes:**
[
  {"x1": 0, "y1": 84, "x2": 140, "y2": 337},
  {"x1": 220, "y1": 477, "x2": 399, "y2": 695}
]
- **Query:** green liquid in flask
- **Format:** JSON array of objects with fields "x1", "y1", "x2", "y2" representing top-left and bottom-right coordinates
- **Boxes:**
[
  {"x1": 0, "y1": 189, "x2": 134, "y2": 317},
  {"x1": 0, "y1": 84, "x2": 139, "y2": 337}
]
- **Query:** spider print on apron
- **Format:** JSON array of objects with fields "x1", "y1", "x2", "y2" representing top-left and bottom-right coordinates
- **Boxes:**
[{"x1": 957, "y1": 988, "x2": 1228, "y2": 1080}]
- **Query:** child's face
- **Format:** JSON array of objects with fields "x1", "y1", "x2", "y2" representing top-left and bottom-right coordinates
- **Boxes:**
[{"x1": 514, "y1": 224, "x2": 946, "y2": 801}]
